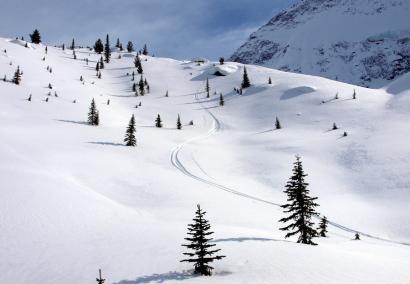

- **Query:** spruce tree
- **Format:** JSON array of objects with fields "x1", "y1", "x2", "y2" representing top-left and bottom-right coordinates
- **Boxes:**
[
  {"x1": 205, "y1": 78, "x2": 210, "y2": 98},
  {"x1": 30, "y1": 29, "x2": 41, "y2": 44},
  {"x1": 279, "y1": 156, "x2": 319, "y2": 245},
  {"x1": 88, "y1": 98, "x2": 99, "y2": 126},
  {"x1": 115, "y1": 38, "x2": 120, "y2": 48},
  {"x1": 219, "y1": 57, "x2": 224, "y2": 65},
  {"x1": 241, "y1": 66, "x2": 251, "y2": 89},
  {"x1": 332, "y1": 123, "x2": 338, "y2": 130},
  {"x1": 181, "y1": 205, "x2": 225, "y2": 276},
  {"x1": 94, "y1": 39, "x2": 104, "y2": 54},
  {"x1": 104, "y1": 34, "x2": 111, "y2": 63},
  {"x1": 138, "y1": 76, "x2": 145, "y2": 96},
  {"x1": 70, "y1": 38, "x2": 75, "y2": 50},
  {"x1": 142, "y1": 44, "x2": 148, "y2": 55},
  {"x1": 318, "y1": 216, "x2": 328, "y2": 237},
  {"x1": 96, "y1": 62, "x2": 100, "y2": 72},
  {"x1": 132, "y1": 82, "x2": 136, "y2": 92},
  {"x1": 99, "y1": 57, "x2": 104, "y2": 69},
  {"x1": 96, "y1": 269, "x2": 105, "y2": 284},
  {"x1": 268, "y1": 77, "x2": 272, "y2": 84},
  {"x1": 354, "y1": 232, "x2": 360, "y2": 240},
  {"x1": 13, "y1": 66, "x2": 21, "y2": 85},
  {"x1": 275, "y1": 117, "x2": 282, "y2": 129},
  {"x1": 124, "y1": 114, "x2": 137, "y2": 146},
  {"x1": 177, "y1": 114, "x2": 182, "y2": 130},
  {"x1": 353, "y1": 89, "x2": 356, "y2": 100},
  {"x1": 219, "y1": 93, "x2": 224, "y2": 106},
  {"x1": 127, "y1": 41, "x2": 134, "y2": 52},
  {"x1": 155, "y1": 114, "x2": 162, "y2": 128},
  {"x1": 137, "y1": 59, "x2": 143, "y2": 74}
]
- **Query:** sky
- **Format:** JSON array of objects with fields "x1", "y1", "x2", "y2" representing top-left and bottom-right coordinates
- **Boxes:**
[{"x1": 0, "y1": 0, "x2": 297, "y2": 60}]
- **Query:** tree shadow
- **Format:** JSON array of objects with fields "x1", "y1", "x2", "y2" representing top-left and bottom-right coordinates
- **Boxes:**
[
  {"x1": 56, "y1": 119, "x2": 89, "y2": 125},
  {"x1": 114, "y1": 271, "x2": 197, "y2": 284},
  {"x1": 255, "y1": 128, "x2": 279, "y2": 135},
  {"x1": 87, "y1": 142, "x2": 125, "y2": 147},
  {"x1": 280, "y1": 86, "x2": 315, "y2": 100}
]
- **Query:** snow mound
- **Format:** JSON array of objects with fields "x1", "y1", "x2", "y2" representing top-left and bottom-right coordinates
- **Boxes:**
[
  {"x1": 208, "y1": 64, "x2": 239, "y2": 76},
  {"x1": 280, "y1": 86, "x2": 316, "y2": 100},
  {"x1": 8, "y1": 38, "x2": 32, "y2": 49}
]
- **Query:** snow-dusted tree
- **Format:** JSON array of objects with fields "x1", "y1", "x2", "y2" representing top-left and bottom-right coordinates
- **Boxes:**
[
  {"x1": 99, "y1": 57, "x2": 104, "y2": 69},
  {"x1": 241, "y1": 66, "x2": 251, "y2": 88},
  {"x1": 124, "y1": 114, "x2": 137, "y2": 146},
  {"x1": 94, "y1": 39, "x2": 104, "y2": 54},
  {"x1": 132, "y1": 82, "x2": 136, "y2": 92},
  {"x1": 219, "y1": 57, "x2": 224, "y2": 65},
  {"x1": 70, "y1": 38, "x2": 75, "y2": 50},
  {"x1": 177, "y1": 114, "x2": 182, "y2": 130},
  {"x1": 30, "y1": 29, "x2": 41, "y2": 44},
  {"x1": 279, "y1": 156, "x2": 319, "y2": 245},
  {"x1": 332, "y1": 123, "x2": 338, "y2": 130},
  {"x1": 343, "y1": 131, "x2": 348, "y2": 137},
  {"x1": 155, "y1": 114, "x2": 162, "y2": 128},
  {"x1": 104, "y1": 34, "x2": 111, "y2": 63},
  {"x1": 115, "y1": 38, "x2": 120, "y2": 48},
  {"x1": 88, "y1": 98, "x2": 99, "y2": 126},
  {"x1": 138, "y1": 76, "x2": 145, "y2": 96},
  {"x1": 318, "y1": 216, "x2": 328, "y2": 237},
  {"x1": 127, "y1": 41, "x2": 134, "y2": 52},
  {"x1": 13, "y1": 66, "x2": 21, "y2": 85},
  {"x1": 27, "y1": 94, "x2": 32, "y2": 101},
  {"x1": 335, "y1": 93, "x2": 339, "y2": 100},
  {"x1": 275, "y1": 117, "x2": 282, "y2": 129},
  {"x1": 48, "y1": 83, "x2": 52, "y2": 89},
  {"x1": 181, "y1": 205, "x2": 225, "y2": 276},
  {"x1": 219, "y1": 93, "x2": 224, "y2": 106},
  {"x1": 354, "y1": 233, "x2": 360, "y2": 240},
  {"x1": 268, "y1": 77, "x2": 272, "y2": 84},
  {"x1": 142, "y1": 44, "x2": 148, "y2": 55},
  {"x1": 205, "y1": 78, "x2": 210, "y2": 98}
]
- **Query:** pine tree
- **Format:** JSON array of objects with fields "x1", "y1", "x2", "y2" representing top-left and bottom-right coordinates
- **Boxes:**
[
  {"x1": 132, "y1": 82, "x2": 136, "y2": 92},
  {"x1": 241, "y1": 66, "x2": 251, "y2": 89},
  {"x1": 219, "y1": 57, "x2": 224, "y2": 65},
  {"x1": 354, "y1": 232, "x2": 360, "y2": 240},
  {"x1": 181, "y1": 205, "x2": 225, "y2": 276},
  {"x1": 318, "y1": 216, "x2": 328, "y2": 237},
  {"x1": 353, "y1": 89, "x2": 356, "y2": 100},
  {"x1": 104, "y1": 34, "x2": 111, "y2": 63},
  {"x1": 165, "y1": 90, "x2": 169, "y2": 97},
  {"x1": 335, "y1": 93, "x2": 339, "y2": 100},
  {"x1": 177, "y1": 114, "x2": 182, "y2": 130},
  {"x1": 13, "y1": 66, "x2": 21, "y2": 85},
  {"x1": 268, "y1": 77, "x2": 272, "y2": 84},
  {"x1": 219, "y1": 93, "x2": 224, "y2": 106},
  {"x1": 142, "y1": 44, "x2": 148, "y2": 55},
  {"x1": 205, "y1": 78, "x2": 210, "y2": 98},
  {"x1": 96, "y1": 269, "x2": 105, "y2": 284},
  {"x1": 62, "y1": 43, "x2": 65, "y2": 51},
  {"x1": 279, "y1": 156, "x2": 319, "y2": 245},
  {"x1": 70, "y1": 38, "x2": 75, "y2": 50},
  {"x1": 275, "y1": 117, "x2": 282, "y2": 129},
  {"x1": 96, "y1": 62, "x2": 100, "y2": 72},
  {"x1": 124, "y1": 114, "x2": 137, "y2": 146},
  {"x1": 139, "y1": 76, "x2": 145, "y2": 96},
  {"x1": 134, "y1": 55, "x2": 143, "y2": 74},
  {"x1": 332, "y1": 123, "x2": 338, "y2": 130},
  {"x1": 127, "y1": 41, "x2": 134, "y2": 52},
  {"x1": 30, "y1": 29, "x2": 41, "y2": 44},
  {"x1": 99, "y1": 57, "x2": 104, "y2": 69},
  {"x1": 94, "y1": 39, "x2": 104, "y2": 54},
  {"x1": 88, "y1": 98, "x2": 99, "y2": 126},
  {"x1": 155, "y1": 114, "x2": 162, "y2": 128},
  {"x1": 115, "y1": 38, "x2": 120, "y2": 48}
]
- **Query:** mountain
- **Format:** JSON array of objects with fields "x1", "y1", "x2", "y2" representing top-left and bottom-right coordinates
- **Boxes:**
[
  {"x1": 1, "y1": 37, "x2": 410, "y2": 283},
  {"x1": 230, "y1": 0, "x2": 410, "y2": 88}
]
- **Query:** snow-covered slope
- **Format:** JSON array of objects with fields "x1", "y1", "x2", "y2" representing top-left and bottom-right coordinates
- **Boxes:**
[
  {"x1": 230, "y1": 0, "x2": 410, "y2": 88},
  {"x1": 1, "y1": 37, "x2": 410, "y2": 284}
]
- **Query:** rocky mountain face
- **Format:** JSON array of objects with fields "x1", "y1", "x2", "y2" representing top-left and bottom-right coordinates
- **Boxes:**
[{"x1": 230, "y1": 0, "x2": 410, "y2": 87}]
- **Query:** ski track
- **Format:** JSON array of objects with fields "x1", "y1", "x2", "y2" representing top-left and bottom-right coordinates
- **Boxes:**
[{"x1": 170, "y1": 92, "x2": 410, "y2": 247}]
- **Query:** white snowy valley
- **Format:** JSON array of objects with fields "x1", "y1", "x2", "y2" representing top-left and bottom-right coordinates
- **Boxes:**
[{"x1": 0, "y1": 37, "x2": 410, "y2": 284}]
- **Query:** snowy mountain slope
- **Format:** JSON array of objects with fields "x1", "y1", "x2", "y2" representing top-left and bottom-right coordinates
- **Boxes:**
[
  {"x1": 0, "y1": 37, "x2": 410, "y2": 284},
  {"x1": 230, "y1": 0, "x2": 410, "y2": 88}
]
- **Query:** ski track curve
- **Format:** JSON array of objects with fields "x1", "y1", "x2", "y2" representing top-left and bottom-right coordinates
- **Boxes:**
[{"x1": 170, "y1": 93, "x2": 410, "y2": 247}]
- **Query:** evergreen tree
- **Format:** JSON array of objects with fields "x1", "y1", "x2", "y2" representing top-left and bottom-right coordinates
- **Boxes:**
[
  {"x1": 115, "y1": 38, "x2": 120, "y2": 48},
  {"x1": 70, "y1": 38, "x2": 75, "y2": 50},
  {"x1": 241, "y1": 66, "x2": 251, "y2": 88},
  {"x1": 138, "y1": 76, "x2": 145, "y2": 96},
  {"x1": 132, "y1": 82, "x2": 136, "y2": 92},
  {"x1": 30, "y1": 29, "x2": 41, "y2": 44},
  {"x1": 127, "y1": 41, "x2": 134, "y2": 52},
  {"x1": 104, "y1": 34, "x2": 111, "y2": 63},
  {"x1": 279, "y1": 156, "x2": 319, "y2": 245},
  {"x1": 354, "y1": 232, "x2": 360, "y2": 240},
  {"x1": 353, "y1": 89, "x2": 356, "y2": 100},
  {"x1": 88, "y1": 98, "x2": 99, "y2": 126},
  {"x1": 165, "y1": 90, "x2": 169, "y2": 97},
  {"x1": 99, "y1": 57, "x2": 104, "y2": 69},
  {"x1": 124, "y1": 114, "x2": 137, "y2": 146},
  {"x1": 343, "y1": 131, "x2": 348, "y2": 137},
  {"x1": 177, "y1": 114, "x2": 182, "y2": 130},
  {"x1": 219, "y1": 93, "x2": 224, "y2": 106},
  {"x1": 96, "y1": 269, "x2": 105, "y2": 284},
  {"x1": 318, "y1": 216, "x2": 328, "y2": 237},
  {"x1": 94, "y1": 39, "x2": 104, "y2": 54},
  {"x1": 181, "y1": 205, "x2": 225, "y2": 276},
  {"x1": 205, "y1": 78, "x2": 210, "y2": 98},
  {"x1": 332, "y1": 123, "x2": 338, "y2": 130},
  {"x1": 96, "y1": 62, "x2": 100, "y2": 72},
  {"x1": 62, "y1": 43, "x2": 65, "y2": 51},
  {"x1": 155, "y1": 114, "x2": 162, "y2": 128},
  {"x1": 275, "y1": 117, "x2": 282, "y2": 129},
  {"x1": 219, "y1": 57, "x2": 224, "y2": 65},
  {"x1": 13, "y1": 66, "x2": 21, "y2": 85},
  {"x1": 142, "y1": 44, "x2": 148, "y2": 55},
  {"x1": 268, "y1": 77, "x2": 272, "y2": 84}
]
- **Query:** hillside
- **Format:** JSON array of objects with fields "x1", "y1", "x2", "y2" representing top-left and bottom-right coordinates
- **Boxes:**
[
  {"x1": 230, "y1": 0, "x2": 410, "y2": 88},
  {"x1": 0, "y1": 37, "x2": 410, "y2": 284}
]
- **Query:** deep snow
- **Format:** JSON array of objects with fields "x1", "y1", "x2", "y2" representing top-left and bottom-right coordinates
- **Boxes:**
[{"x1": 0, "y1": 37, "x2": 410, "y2": 284}]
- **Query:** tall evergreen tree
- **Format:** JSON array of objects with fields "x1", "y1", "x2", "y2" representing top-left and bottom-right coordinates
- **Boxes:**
[
  {"x1": 104, "y1": 34, "x2": 111, "y2": 63},
  {"x1": 318, "y1": 216, "x2": 328, "y2": 237},
  {"x1": 279, "y1": 156, "x2": 319, "y2": 245},
  {"x1": 181, "y1": 205, "x2": 225, "y2": 276},
  {"x1": 354, "y1": 232, "x2": 360, "y2": 240},
  {"x1": 219, "y1": 93, "x2": 224, "y2": 106},
  {"x1": 13, "y1": 66, "x2": 21, "y2": 85},
  {"x1": 115, "y1": 38, "x2": 120, "y2": 48},
  {"x1": 138, "y1": 75, "x2": 145, "y2": 96},
  {"x1": 124, "y1": 114, "x2": 137, "y2": 146},
  {"x1": 88, "y1": 98, "x2": 99, "y2": 126},
  {"x1": 241, "y1": 66, "x2": 251, "y2": 89},
  {"x1": 205, "y1": 78, "x2": 210, "y2": 98},
  {"x1": 353, "y1": 89, "x2": 357, "y2": 100},
  {"x1": 155, "y1": 114, "x2": 162, "y2": 128},
  {"x1": 134, "y1": 55, "x2": 143, "y2": 74},
  {"x1": 94, "y1": 39, "x2": 104, "y2": 54},
  {"x1": 127, "y1": 41, "x2": 134, "y2": 52},
  {"x1": 177, "y1": 114, "x2": 182, "y2": 130},
  {"x1": 142, "y1": 44, "x2": 148, "y2": 55},
  {"x1": 268, "y1": 77, "x2": 272, "y2": 84},
  {"x1": 30, "y1": 29, "x2": 41, "y2": 44},
  {"x1": 275, "y1": 117, "x2": 282, "y2": 129},
  {"x1": 70, "y1": 38, "x2": 75, "y2": 50},
  {"x1": 96, "y1": 269, "x2": 105, "y2": 284}
]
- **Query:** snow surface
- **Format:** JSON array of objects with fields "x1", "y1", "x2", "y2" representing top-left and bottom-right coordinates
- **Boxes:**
[
  {"x1": 207, "y1": 64, "x2": 239, "y2": 76},
  {"x1": 0, "y1": 38, "x2": 410, "y2": 284}
]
